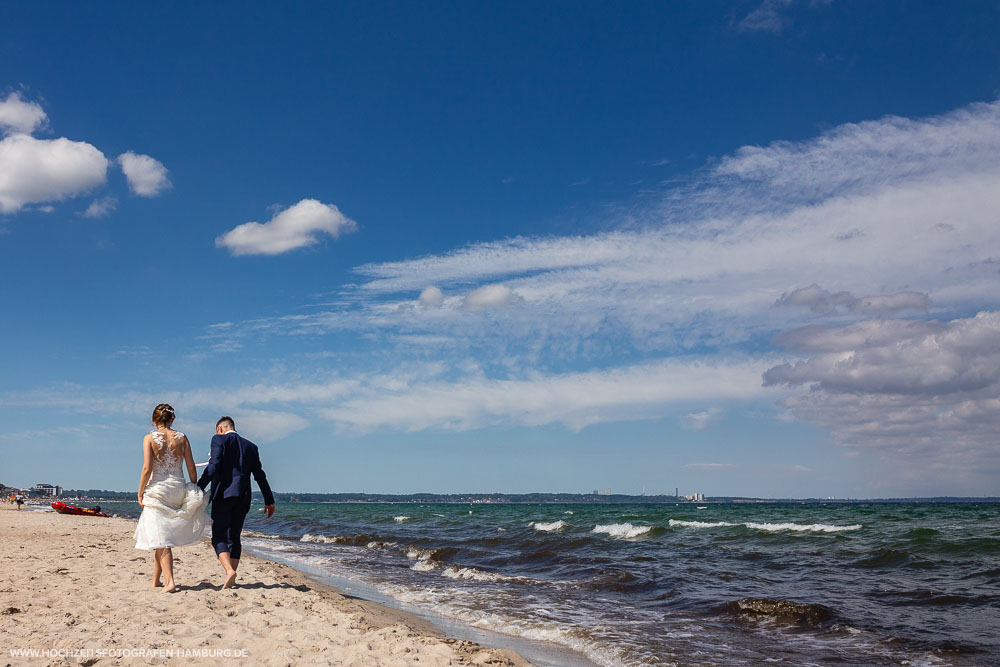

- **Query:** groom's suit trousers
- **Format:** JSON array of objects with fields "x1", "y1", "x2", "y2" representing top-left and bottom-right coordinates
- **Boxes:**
[{"x1": 211, "y1": 495, "x2": 252, "y2": 559}]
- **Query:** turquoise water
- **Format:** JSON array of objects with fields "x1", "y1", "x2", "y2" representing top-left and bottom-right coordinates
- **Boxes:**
[{"x1": 111, "y1": 501, "x2": 1000, "y2": 665}]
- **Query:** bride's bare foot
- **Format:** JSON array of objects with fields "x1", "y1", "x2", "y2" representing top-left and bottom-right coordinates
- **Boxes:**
[
  {"x1": 163, "y1": 581, "x2": 176, "y2": 593},
  {"x1": 152, "y1": 580, "x2": 163, "y2": 588},
  {"x1": 223, "y1": 570, "x2": 237, "y2": 589}
]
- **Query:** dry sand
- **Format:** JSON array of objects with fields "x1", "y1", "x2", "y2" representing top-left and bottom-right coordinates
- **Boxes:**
[{"x1": 0, "y1": 505, "x2": 531, "y2": 666}]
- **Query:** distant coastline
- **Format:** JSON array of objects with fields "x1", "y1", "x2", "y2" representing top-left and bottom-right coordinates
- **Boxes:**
[{"x1": 44, "y1": 490, "x2": 1000, "y2": 503}]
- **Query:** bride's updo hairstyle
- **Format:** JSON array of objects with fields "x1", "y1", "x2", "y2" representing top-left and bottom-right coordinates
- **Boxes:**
[{"x1": 152, "y1": 403, "x2": 175, "y2": 427}]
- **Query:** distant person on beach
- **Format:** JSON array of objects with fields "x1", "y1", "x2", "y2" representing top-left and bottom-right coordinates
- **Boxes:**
[
  {"x1": 15, "y1": 494, "x2": 23, "y2": 510},
  {"x1": 197, "y1": 416, "x2": 275, "y2": 589},
  {"x1": 133, "y1": 404, "x2": 212, "y2": 592}
]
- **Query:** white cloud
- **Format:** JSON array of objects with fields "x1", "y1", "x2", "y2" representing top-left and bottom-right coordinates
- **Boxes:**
[
  {"x1": 216, "y1": 198, "x2": 357, "y2": 256},
  {"x1": 766, "y1": 312, "x2": 1000, "y2": 396},
  {"x1": 79, "y1": 196, "x2": 117, "y2": 219},
  {"x1": 738, "y1": 0, "x2": 794, "y2": 34},
  {"x1": 0, "y1": 133, "x2": 108, "y2": 214},
  {"x1": 680, "y1": 407, "x2": 724, "y2": 431},
  {"x1": 117, "y1": 151, "x2": 171, "y2": 197},
  {"x1": 462, "y1": 284, "x2": 522, "y2": 312},
  {"x1": 228, "y1": 409, "x2": 309, "y2": 443},
  {"x1": 319, "y1": 358, "x2": 772, "y2": 433},
  {"x1": 0, "y1": 92, "x2": 48, "y2": 135},
  {"x1": 188, "y1": 98, "x2": 1000, "y2": 480},
  {"x1": 765, "y1": 311, "x2": 1000, "y2": 474},
  {"x1": 419, "y1": 285, "x2": 444, "y2": 307}
]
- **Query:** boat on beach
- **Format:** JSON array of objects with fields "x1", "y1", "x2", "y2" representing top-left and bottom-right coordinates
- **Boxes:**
[{"x1": 51, "y1": 501, "x2": 108, "y2": 517}]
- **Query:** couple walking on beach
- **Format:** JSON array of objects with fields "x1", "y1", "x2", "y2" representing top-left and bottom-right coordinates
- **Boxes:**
[{"x1": 133, "y1": 403, "x2": 275, "y2": 592}]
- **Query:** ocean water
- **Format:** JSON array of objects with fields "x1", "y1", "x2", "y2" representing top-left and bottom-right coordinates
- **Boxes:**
[{"x1": 114, "y1": 501, "x2": 1000, "y2": 665}]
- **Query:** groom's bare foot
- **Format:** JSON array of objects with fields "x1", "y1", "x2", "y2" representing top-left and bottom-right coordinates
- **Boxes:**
[
  {"x1": 223, "y1": 570, "x2": 237, "y2": 589},
  {"x1": 163, "y1": 582, "x2": 176, "y2": 593},
  {"x1": 152, "y1": 580, "x2": 163, "y2": 588}
]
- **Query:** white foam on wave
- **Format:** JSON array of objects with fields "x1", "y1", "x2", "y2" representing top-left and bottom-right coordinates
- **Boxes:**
[
  {"x1": 365, "y1": 541, "x2": 397, "y2": 550},
  {"x1": 300, "y1": 533, "x2": 335, "y2": 543},
  {"x1": 530, "y1": 520, "x2": 570, "y2": 532},
  {"x1": 669, "y1": 519, "x2": 738, "y2": 528},
  {"x1": 373, "y1": 583, "x2": 629, "y2": 667},
  {"x1": 442, "y1": 566, "x2": 525, "y2": 583},
  {"x1": 592, "y1": 523, "x2": 653, "y2": 539},
  {"x1": 394, "y1": 515, "x2": 411, "y2": 523},
  {"x1": 745, "y1": 522, "x2": 862, "y2": 533},
  {"x1": 411, "y1": 560, "x2": 437, "y2": 572},
  {"x1": 243, "y1": 530, "x2": 282, "y2": 539},
  {"x1": 404, "y1": 545, "x2": 440, "y2": 571},
  {"x1": 564, "y1": 511, "x2": 574, "y2": 515},
  {"x1": 667, "y1": 519, "x2": 862, "y2": 533}
]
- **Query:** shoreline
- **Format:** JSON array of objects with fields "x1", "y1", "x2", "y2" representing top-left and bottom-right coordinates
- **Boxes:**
[{"x1": 0, "y1": 505, "x2": 534, "y2": 665}]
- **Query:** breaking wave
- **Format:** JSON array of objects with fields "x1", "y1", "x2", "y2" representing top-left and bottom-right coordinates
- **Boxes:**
[
  {"x1": 592, "y1": 523, "x2": 655, "y2": 539},
  {"x1": 668, "y1": 520, "x2": 861, "y2": 533},
  {"x1": 669, "y1": 519, "x2": 738, "y2": 528},
  {"x1": 530, "y1": 520, "x2": 570, "y2": 532},
  {"x1": 745, "y1": 522, "x2": 862, "y2": 533}
]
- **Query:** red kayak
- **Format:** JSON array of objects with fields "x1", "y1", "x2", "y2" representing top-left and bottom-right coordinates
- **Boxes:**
[{"x1": 51, "y1": 501, "x2": 108, "y2": 517}]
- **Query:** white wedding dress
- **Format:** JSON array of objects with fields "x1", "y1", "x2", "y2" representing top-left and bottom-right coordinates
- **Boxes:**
[{"x1": 134, "y1": 431, "x2": 211, "y2": 550}]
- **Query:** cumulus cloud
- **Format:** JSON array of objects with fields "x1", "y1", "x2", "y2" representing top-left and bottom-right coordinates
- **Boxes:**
[
  {"x1": 777, "y1": 285, "x2": 929, "y2": 315},
  {"x1": 419, "y1": 285, "x2": 444, "y2": 308},
  {"x1": 766, "y1": 312, "x2": 1000, "y2": 395},
  {"x1": 765, "y1": 311, "x2": 1000, "y2": 473},
  {"x1": 0, "y1": 133, "x2": 108, "y2": 214},
  {"x1": 216, "y1": 198, "x2": 357, "y2": 256},
  {"x1": 117, "y1": 151, "x2": 171, "y2": 196},
  {"x1": 0, "y1": 92, "x2": 48, "y2": 135},
  {"x1": 79, "y1": 196, "x2": 117, "y2": 219},
  {"x1": 462, "y1": 284, "x2": 522, "y2": 312}
]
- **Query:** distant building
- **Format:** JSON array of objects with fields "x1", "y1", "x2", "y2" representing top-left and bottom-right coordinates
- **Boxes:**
[
  {"x1": 592, "y1": 489, "x2": 600, "y2": 496},
  {"x1": 34, "y1": 483, "x2": 62, "y2": 497},
  {"x1": 604, "y1": 488, "x2": 612, "y2": 496}
]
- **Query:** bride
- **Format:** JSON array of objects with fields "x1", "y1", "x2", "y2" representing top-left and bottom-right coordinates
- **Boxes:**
[{"x1": 134, "y1": 403, "x2": 211, "y2": 592}]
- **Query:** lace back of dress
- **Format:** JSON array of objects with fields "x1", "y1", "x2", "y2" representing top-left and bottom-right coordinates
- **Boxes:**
[{"x1": 150, "y1": 430, "x2": 185, "y2": 479}]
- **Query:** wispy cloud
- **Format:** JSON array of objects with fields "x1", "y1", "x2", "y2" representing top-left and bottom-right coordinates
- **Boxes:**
[
  {"x1": 79, "y1": 196, "x2": 117, "y2": 219},
  {"x1": 682, "y1": 462, "x2": 737, "y2": 470}
]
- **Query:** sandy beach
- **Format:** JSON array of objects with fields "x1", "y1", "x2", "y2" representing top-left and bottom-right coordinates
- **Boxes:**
[{"x1": 0, "y1": 505, "x2": 530, "y2": 666}]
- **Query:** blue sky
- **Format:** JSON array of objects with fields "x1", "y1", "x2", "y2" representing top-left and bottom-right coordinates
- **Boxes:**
[{"x1": 2, "y1": 1, "x2": 1000, "y2": 497}]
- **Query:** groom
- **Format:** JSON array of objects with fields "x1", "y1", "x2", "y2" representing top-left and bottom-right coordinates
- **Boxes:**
[{"x1": 197, "y1": 416, "x2": 275, "y2": 588}]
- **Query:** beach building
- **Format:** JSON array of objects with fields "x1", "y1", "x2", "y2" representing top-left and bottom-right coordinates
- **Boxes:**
[{"x1": 33, "y1": 483, "x2": 62, "y2": 497}]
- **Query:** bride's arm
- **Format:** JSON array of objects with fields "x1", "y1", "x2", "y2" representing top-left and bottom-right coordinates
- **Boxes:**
[
  {"x1": 182, "y1": 436, "x2": 198, "y2": 483},
  {"x1": 137, "y1": 436, "x2": 153, "y2": 507}
]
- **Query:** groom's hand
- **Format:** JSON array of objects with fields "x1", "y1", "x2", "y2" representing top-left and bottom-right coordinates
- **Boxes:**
[{"x1": 264, "y1": 504, "x2": 275, "y2": 518}]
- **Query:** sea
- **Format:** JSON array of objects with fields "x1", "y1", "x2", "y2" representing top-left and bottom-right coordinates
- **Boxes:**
[{"x1": 107, "y1": 501, "x2": 1000, "y2": 666}]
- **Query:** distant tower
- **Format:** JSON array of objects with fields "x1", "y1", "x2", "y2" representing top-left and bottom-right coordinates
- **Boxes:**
[{"x1": 675, "y1": 487, "x2": 679, "y2": 497}]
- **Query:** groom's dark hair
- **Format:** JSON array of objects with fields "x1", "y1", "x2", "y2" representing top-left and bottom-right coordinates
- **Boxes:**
[{"x1": 216, "y1": 416, "x2": 236, "y2": 431}]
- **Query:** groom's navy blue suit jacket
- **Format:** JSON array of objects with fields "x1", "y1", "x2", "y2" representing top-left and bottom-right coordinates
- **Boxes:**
[{"x1": 197, "y1": 431, "x2": 275, "y2": 506}]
